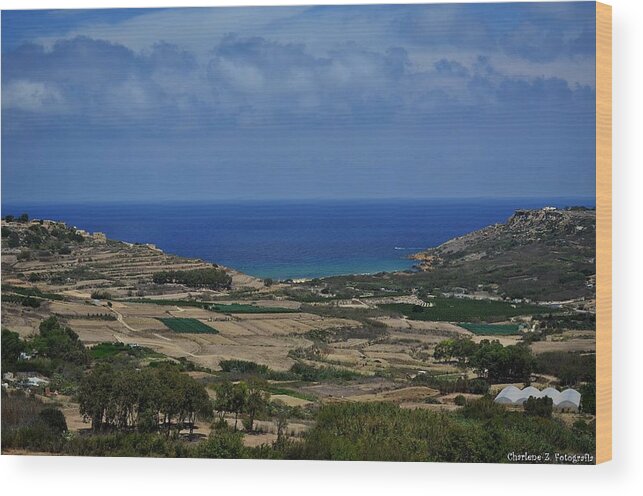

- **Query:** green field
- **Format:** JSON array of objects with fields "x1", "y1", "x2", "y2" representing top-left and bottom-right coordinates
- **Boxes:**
[
  {"x1": 123, "y1": 299, "x2": 296, "y2": 314},
  {"x1": 89, "y1": 342, "x2": 161, "y2": 359},
  {"x1": 379, "y1": 298, "x2": 554, "y2": 322},
  {"x1": 157, "y1": 318, "x2": 219, "y2": 334},
  {"x1": 459, "y1": 323, "x2": 521, "y2": 335},
  {"x1": 208, "y1": 303, "x2": 297, "y2": 314}
]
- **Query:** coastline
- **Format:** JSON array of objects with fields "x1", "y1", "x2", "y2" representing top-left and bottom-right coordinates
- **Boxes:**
[{"x1": 0, "y1": 197, "x2": 595, "y2": 281}]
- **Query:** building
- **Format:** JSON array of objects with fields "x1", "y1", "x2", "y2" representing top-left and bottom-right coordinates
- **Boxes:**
[{"x1": 494, "y1": 385, "x2": 581, "y2": 412}]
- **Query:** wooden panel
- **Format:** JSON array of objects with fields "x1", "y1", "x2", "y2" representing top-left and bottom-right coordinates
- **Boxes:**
[{"x1": 595, "y1": 1, "x2": 612, "y2": 464}]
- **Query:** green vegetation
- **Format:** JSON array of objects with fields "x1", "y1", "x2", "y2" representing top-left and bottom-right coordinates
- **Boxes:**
[
  {"x1": 31, "y1": 317, "x2": 90, "y2": 367},
  {"x1": 411, "y1": 374, "x2": 490, "y2": 395},
  {"x1": 2, "y1": 293, "x2": 41, "y2": 308},
  {"x1": 1, "y1": 329, "x2": 25, "y2": 368},
  {"x1": 459, "y1": 322, "x2": 521, "y2": 335},
  {"x1": 90, "y1": 289, "x2": 112, "y2": 300},
  {"x1": 433, "y1": 337, "x2": 534, "y2": 383},
  {"x1": 217, "y1": 358, "x2": 360, "y2": 383},
  {"x1": 539, "y1": 313, "x2": 596, "y2": 332},
  {"x1": 209, "y1": 303, "x2": 297, "y2": 314},
  {"x1": 524, "y1": 396, "x2": 553, "y2": 418},
  {"x1": 579, "y1": 383, "x2": 596, "y2": 415},
  {"x1": 122, "y1": 298, "x2": 296, "y2": 313},
  {"x1": 2, "y1": 390, "x2": 68, "y2": 452},
  {"x1": 46, "y1": 266, "x2": 107, "y2": 284},
  {"x1": 312, "y1": 210, "x2": 596, "y2": 302},
  {"x1": 78, "y1": 362, "x2": 211, "y2": 437},
  {"x1": 213, "y1": 379, "x2": 271, "y2": 432},
  {"x1": 55, "y1": 312, "x2": 117, "y2": 321},
  {"x1": 1, "y1": 218, "x2": 84, "y2": 255},
  {"x1": 62, "y1": 429, "x2": 245, "y2": 458},
  {"x1": 380, "y1": 298, "x2": 553, "y2": 323},
  {"x1": 152, "y1": 267, "x2": 232, "y2": 290},
  {"x1": 157, "y1": 318, "x2": 219, "y2": 334},
  {"x1": 278, "y1": 399, "x2": 594, "y2": 462},
  {"x1": 2, "y1": 317, "x2": 90, "y2": 383},
  {"x1": 533, "y1": 351, "x2": 596, "y2": 386},
  {"x1": 2, "y1": 284, "x2": 66, "y2": 301},
  {"x1": 289, "y1": 362, "x2": 360, "y2": 382},
  {"x1": 89, "y1": 342, "x2": 160, "y2": 360},
  {"x1": 264, "y1": 386, "x2": 316, "y2": 402},
  {"x1": 304, "y1": 325, "x2": 387, "y2": 343},
  {"x1": 219, "y1": 359, "x2": 269, "y2": 375}
]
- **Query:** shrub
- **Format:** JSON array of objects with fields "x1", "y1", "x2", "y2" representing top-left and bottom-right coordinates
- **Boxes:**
[
  {"x1": 192, "y1": 430, "x2": 245, "y2": 459},
  {"x1": 90, "y1": 290, "x2": 112, "y2": 300},
  {"x1": 524, "y1": 396, "x2": 553, "y2": 418},
  {"x1": 38, "y1": 407, "x2": 68, "y2": 433}
]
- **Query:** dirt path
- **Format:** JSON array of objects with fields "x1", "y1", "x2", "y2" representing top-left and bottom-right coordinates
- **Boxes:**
[{"x1": 108, "y1": 306, "x2": 138, "y2": 332}]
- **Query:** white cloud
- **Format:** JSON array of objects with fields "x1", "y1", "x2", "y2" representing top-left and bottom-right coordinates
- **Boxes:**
[{"x1": 2, "y1": 80, "x2": 66, "y2": 113}]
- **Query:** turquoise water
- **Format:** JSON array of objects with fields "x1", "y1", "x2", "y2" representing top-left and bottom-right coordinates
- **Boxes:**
[{"x1": 2, "y1": 198, "x2": 594, "y2": 279}]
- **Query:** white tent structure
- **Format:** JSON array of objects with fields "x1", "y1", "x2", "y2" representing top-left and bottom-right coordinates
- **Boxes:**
[
  {"x1": 494, "y1": 386, "x2": 581, "y2": 412},
  {"x1": 494, "y1": 385, "x2": 524, "y2": 405}
]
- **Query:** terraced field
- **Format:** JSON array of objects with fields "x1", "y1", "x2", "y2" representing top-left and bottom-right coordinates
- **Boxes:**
[{"x1": 459, "y1": 323, "x2": 521, "y2": 335}]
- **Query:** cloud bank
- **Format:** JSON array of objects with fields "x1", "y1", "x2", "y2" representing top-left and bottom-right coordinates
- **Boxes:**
[{"x1": 1, "y1": 3, "x2": 597, "y2": 202}]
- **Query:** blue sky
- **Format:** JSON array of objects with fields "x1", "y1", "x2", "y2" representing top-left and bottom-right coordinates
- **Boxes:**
[{"x1": 2, "y1": 3, "x2": 596, "y2": 204}]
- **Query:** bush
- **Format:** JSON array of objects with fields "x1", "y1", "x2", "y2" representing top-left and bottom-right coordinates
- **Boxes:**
[
  {"x1": 524, "y1": 396, "x2": 553, "y2": 418},
  {"x1": 219, "y1": 359, "x2": 269, "y2": 376},
  {"x1": 152, "y1": 268, "x2": 232, "y2": 290},
  {"x1": 454, "y1": 395, "x2": 467, "y2": 406},
  {"x1": 534, "y1": 352, "x2": 596, "y2": 386},
  {"x1": 580, "y1": 383, "x2": 596, "y2": 414},
  {"x1": 90, "y1": 290, "x2": 112, "y2": 300},
  {"x1": 38, "y1": 407, "x2": 68, "y2": 433},
  {"x1": 287, "y1": 399, "x2": 595, "y2": 463},
  {"x1": 411, "y1": 375, "x2": 490, "y2": 395},
  {"x1": 193, "y1": 430, "x2": 246, "y2": 459},
  {"x1": 1, "y1": 390, "x2": 67, "y2": 452}
]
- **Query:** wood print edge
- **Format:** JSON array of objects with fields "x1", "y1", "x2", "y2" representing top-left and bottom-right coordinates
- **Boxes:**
[{"x1": 595, "y1": 0, "x2": 612, "y2": 464}]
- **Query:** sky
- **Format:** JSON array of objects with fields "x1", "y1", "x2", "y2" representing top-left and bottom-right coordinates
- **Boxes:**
[{"x1": 1, "y1": 3, "x2": 596, "y2": 204}]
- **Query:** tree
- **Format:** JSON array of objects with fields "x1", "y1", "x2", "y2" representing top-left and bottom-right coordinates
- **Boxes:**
[
  {"x1": 471, "y1": 340, "x2": 534, "y2": 383},
  {"x1": 18, "y1": 213, "x2": 29, "y2": 223},
  {"x1": 213, "y1": 381, "x2": 234, "y2": 421},
  {"x1": 264, "y1": 278, "x2": 274, "y2": 287},
  {"x1": 181, "y1": 375, "x2": 212, "y2": 438},
  {"x1": 272, "y1": 400, "x2": 290, "y2": 445},
  {"x1": 433, "y1": 339, "x2": 455, "y2": 362},
  {"x1": 244, "y1": 379, "x2": 270, "y2": 432},
  {"x1": 524, "y1": 396, "x2": 553, "y2": 418},
  {"x1": 78, "y1": 363, "x2": 115, "y2": 431},
  {"x1": 1, "y1": 329, "x2": 24, "y2": 366},
  {"x1": 31, "y1": 316, "x2": 89, "y2": 366},
  {"x1": 451, "y1": 338, "x2": 478, "y2": 367},
  {"x1": 580, "y1": 383, "x2": 596, "y2": 414},
  {"x1": 156, "y1": 365, "x2": 185, "y2": 437},
  {"x1": 433, "y1": 338, "x2": 477, "y2": 366},
  {"x1": 230, "y1": 383, "x2": 248, "y2": 431}
]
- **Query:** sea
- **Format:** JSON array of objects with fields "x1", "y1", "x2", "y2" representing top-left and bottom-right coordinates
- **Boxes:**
[{"x1": 2, "y1": 198, "x2": 595, "y2": 280}]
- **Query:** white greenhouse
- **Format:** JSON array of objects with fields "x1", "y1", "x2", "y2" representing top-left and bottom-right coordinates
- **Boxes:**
[{"x1": 494, "y1": 385, "x2": 581, "y2": 412}]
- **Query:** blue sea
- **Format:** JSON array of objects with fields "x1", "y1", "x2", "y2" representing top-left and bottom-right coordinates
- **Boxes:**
[{"x1": 2, "y1": 198, "x2": 594, "y2": 280}]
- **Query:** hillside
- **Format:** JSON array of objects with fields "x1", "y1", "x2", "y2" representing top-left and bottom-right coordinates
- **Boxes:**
[
  {"x1": 410, "y1": 207, "x2": 596, "y2": 301},
  {"x1": 1, "y1": 217, "x2": 262, "y2": 297}
]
